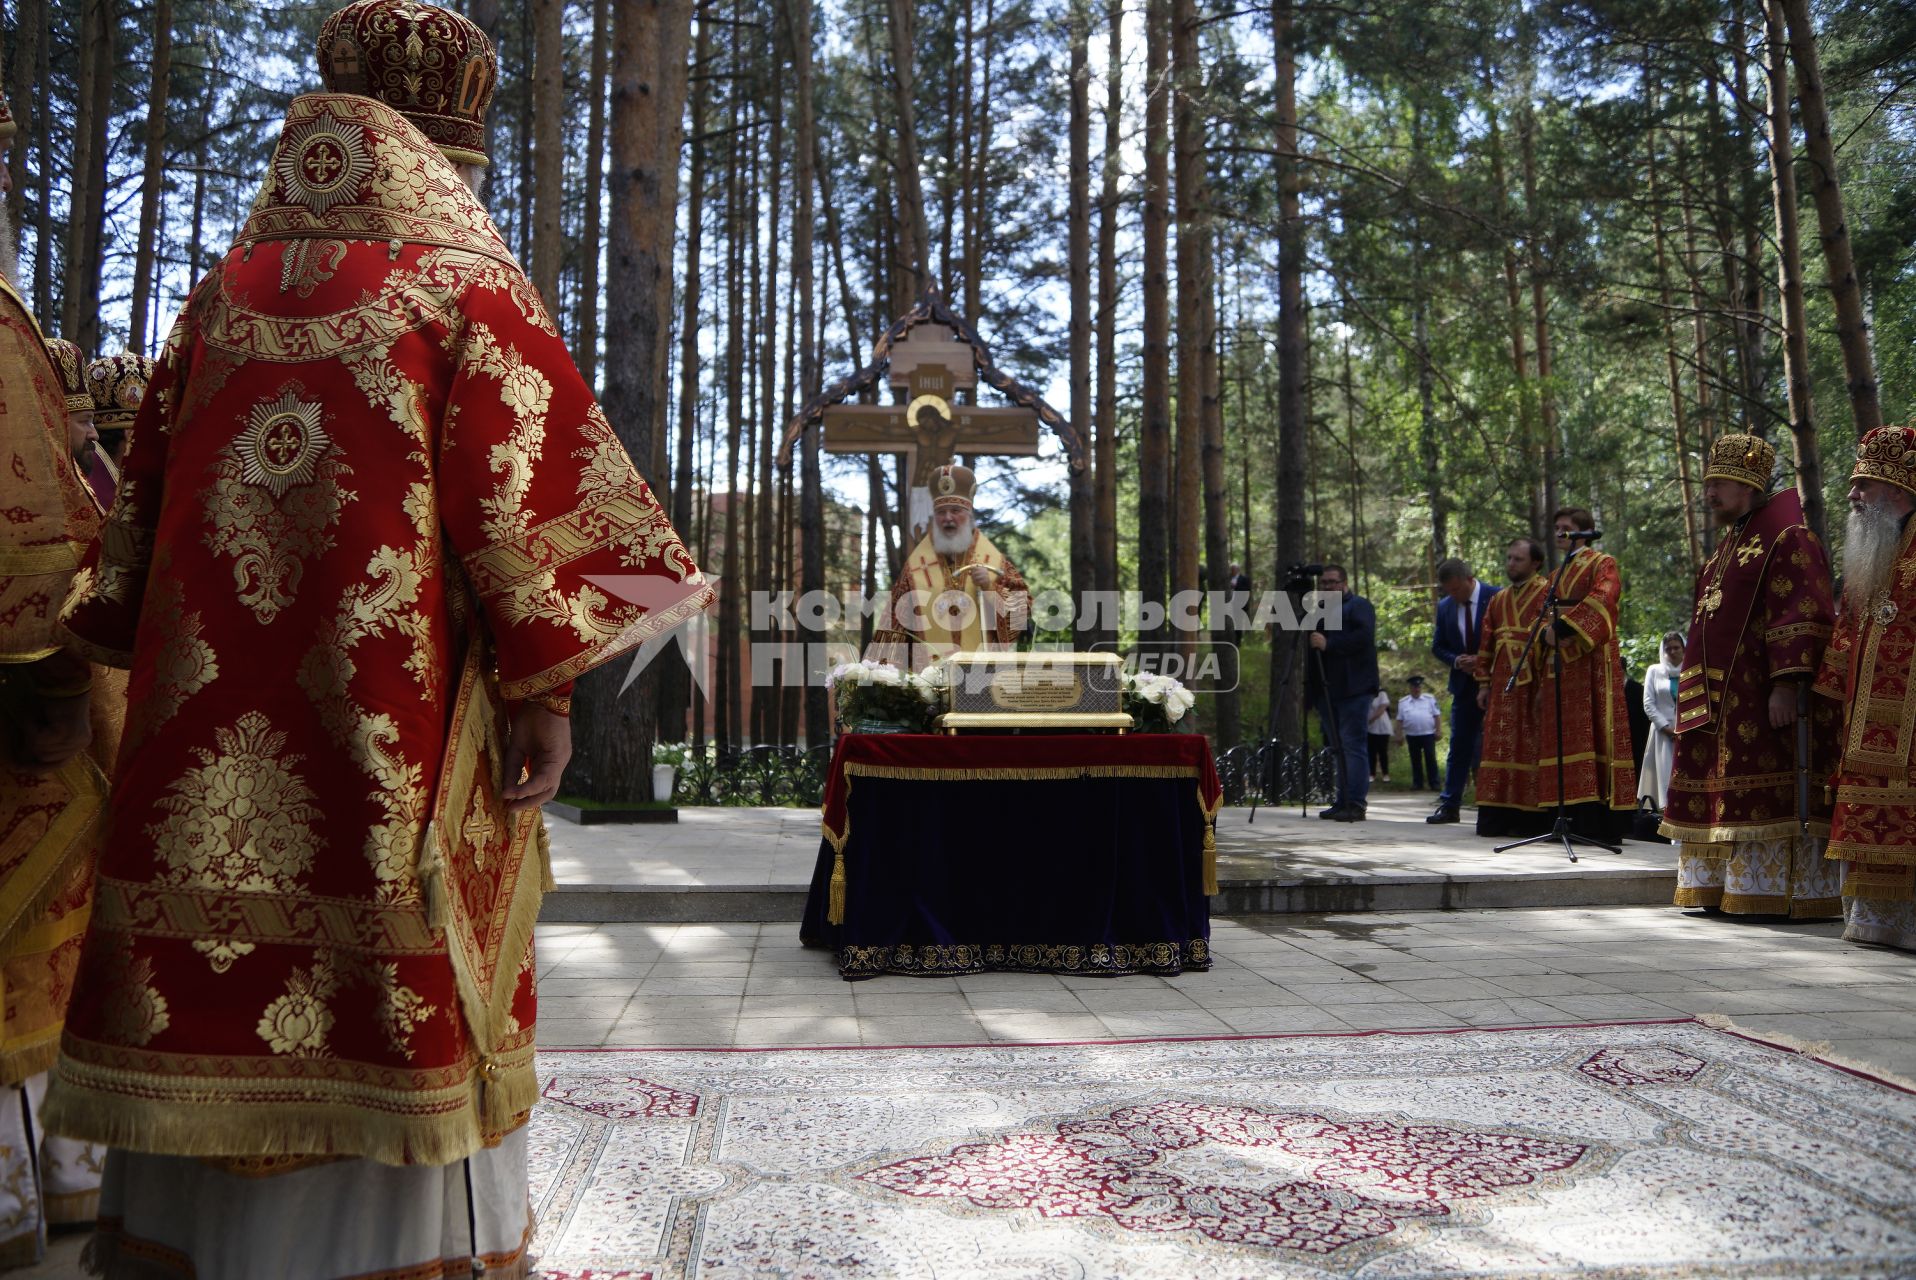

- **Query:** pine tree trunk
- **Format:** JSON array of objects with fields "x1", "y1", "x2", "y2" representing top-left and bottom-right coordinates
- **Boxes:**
[
  {"x1": 1138, "y1": 0, "x2": 1172, "y2": 646},
  {"x1": 1486, "y1": 93, "x2": 1540, "y2": 539},
  {"x1": 754, "y1": 49, "x2": 784, "y2": 747},
  {"x1": 721, "y1": 39, "x2": 745, "y2": 754},
  {"x1": 884, "y1": 0, "x2": 930, "y2": 297},
  {"x1": 965, "y1": 0, "x2": 996, "y2": 327},
  {"x1": 1202, "y1": 229, "x2": 1234, "y2": 746},
  {"x1": 28, "y1": 0, "x2": 49, "y2": 320},
  {"x1": 1410, "y1": 106, "x2": 1445, "y2": 562},
  {"x1": 1268, "y1": 0, "x2": 1306, "y2": 742},
  {"x1": 789, "y1": 0, "x2": 827, "y2": 742},
  {"x1": 570, "y1": 0, "x2": 694, "y2": 802},
  {"x1": 577, "y1": 0, "x2": 610, "y2": 389},
  {"x1": 1066, "y1": 0, "x2": 1094, "y2": 629},
  {"x1": 1766, "y1": 0, "x2": 1824, "y2": 542},
  {"x1": 1644, "y1": 74, "x2": 1702, "y2": 569},
  {"x1": 63, "y1": 0, "x2": 112, "y2": 351},
  {"x1": 127, "y1": 0, "x2": 171, "y2": 353},
  {"x1": 1170, "y1": 0, "x2": 1206, "y2": 659},
  {"x1": 1520, "y1": 101, "x2": 1558, "y2": 533},
  {"x1": 1093, "y1": 0, "x2": 1122, "y2": 637},
  {"x1": 1780, "y1": 0, "x2": 1880, "y2": 438},
  {"x1": 531, "y1": 0, "x2": 565, "y2": 312},
  {"x1": 3, "y1": 0, "x2": 36, "y2": 241}
]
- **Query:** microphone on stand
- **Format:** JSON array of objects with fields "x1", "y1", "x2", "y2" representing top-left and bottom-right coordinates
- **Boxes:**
[{"x1": 1561, "y1": 529, "x2": 1603, "y2": 542}]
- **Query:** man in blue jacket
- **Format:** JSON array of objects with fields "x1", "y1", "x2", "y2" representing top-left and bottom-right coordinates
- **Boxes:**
[
  {"x1": 1428, "y1": 557, "x2": 1499, "y2": 823},
  {"x1": 1308, "y1": 564, "x2": 1379, "y2": 821}
]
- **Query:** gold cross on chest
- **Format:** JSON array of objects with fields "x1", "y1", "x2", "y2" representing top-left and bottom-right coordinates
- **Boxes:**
[
  {"x1": 821, "y1": 324, "x2": 1042, "y2": 493},
  {"x1": 304, "y1": 144, "x2": 344, "y2": 184}
]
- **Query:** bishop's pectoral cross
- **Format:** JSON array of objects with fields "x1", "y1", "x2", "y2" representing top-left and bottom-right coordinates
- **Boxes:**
[{"x1": 821, "y1": 323, "x2": 1041, "y2": 539}]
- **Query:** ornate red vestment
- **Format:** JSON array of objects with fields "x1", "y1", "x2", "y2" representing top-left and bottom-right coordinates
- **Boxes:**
[
  {"x1": 1663, "y1": 490, "x2": 1837, "y2": 854},
  {"x1": 0, "y1": 277, "x2": 125, "y2": 1085},
  {"x1": 45, "y1": 94, "x2": 712, "y2": 1165},
  {"x1": 1471, "y1": 552, "x2": 1633, "y2": 811},
  {"x1": 1813, "y1": 518, "x2": 1916, "y2": 901},
  {"x1": 1474, "y1": 575, "x2": 1546, "y2": 810}
]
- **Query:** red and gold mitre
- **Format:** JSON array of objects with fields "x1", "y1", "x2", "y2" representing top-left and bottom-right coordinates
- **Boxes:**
[
  {"x1": 0, "y1": 90, "x2": 15, "y2": 143},
  {"x1": 84, "y1": 352, "x2": 154, "y2": 428},
  {"x1": 1702, "y1": 432, "x2": 1775, "y2": 491},
  {"x1": 45, "y1": 337, "x2": 92, "y2": 414},
  {"x1": 930, "y1": 463, "x2": 976, "y2": 511},
  {"x1": 318, "y1": 0, "x2": 497, "y2": 167},
  {"x1": 1851, "y1": 423, "x2": 1916, "y2": 496}
]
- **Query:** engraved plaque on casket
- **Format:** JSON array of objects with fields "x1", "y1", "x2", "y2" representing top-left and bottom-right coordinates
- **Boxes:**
[{"x1": 938, "y1": 651, "x2": 1132, "y2": 733}]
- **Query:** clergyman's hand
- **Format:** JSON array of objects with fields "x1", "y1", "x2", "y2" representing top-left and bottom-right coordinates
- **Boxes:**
[
  {"x1": 502, "y1": 704, "x2": 572, "y2": 812},
  {"x1": 1768, "y1": 684, "x2": 1799, "y2": 730},
  {"x1": 1454, "y1": 655, "x2": 1478, "y2": 674},
  {"x1": 967, "y1": 564, "x2": 993, "y2": 590}
]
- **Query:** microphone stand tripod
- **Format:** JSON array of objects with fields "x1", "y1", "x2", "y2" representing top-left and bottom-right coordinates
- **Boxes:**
[
  {"x1": 1493, "y1": 545, "x2": 1622, "y2": 863},
  {"x1": 1250, "y1": 590, "x2": 1345, "y2": 823}
]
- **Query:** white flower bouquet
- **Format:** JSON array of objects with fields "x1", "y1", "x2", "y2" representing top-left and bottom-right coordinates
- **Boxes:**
[
  {"x1": 1122, "y1": 669, "x2": 1196, "y2": 733},
  {"x1": 829, "y1": 660, "x2": 937, "y2": 732}
]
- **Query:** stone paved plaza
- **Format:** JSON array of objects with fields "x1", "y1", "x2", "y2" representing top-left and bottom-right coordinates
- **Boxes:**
[
  {"x1": 531, "y1": 907, "x2": 1916, "y2": 1076},
  {"x1": 22, "y1": 902, "x2": 1915, "y2": 1278}
]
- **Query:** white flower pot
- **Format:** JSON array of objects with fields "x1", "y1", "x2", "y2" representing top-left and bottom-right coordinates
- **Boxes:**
[{"x1": 651, "y1": 763, "x2": 677, "y2": 803}]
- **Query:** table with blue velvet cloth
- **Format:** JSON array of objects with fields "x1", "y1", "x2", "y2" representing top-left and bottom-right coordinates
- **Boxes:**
[{"x1": 799, "y1": 733, "x2": 1219, "y2": 980}]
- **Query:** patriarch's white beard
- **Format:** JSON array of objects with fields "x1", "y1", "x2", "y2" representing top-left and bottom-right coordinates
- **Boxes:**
[
  {"x1": 1844, "y1": 496, "x2": 1905, "y2": 613},
  {"x1": 931, "y1": 520, "x2": 974, "y2": 558}
]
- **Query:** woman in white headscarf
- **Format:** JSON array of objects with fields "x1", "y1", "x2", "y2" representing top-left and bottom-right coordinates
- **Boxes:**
[{"x1": 1639, "y1": 631, "x2": 1684, "y2": 810}]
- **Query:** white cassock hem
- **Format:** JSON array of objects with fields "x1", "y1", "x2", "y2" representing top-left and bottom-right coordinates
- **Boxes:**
[{"x1": 81, "y1": 1125, "x2": 532, "y2": 1280}]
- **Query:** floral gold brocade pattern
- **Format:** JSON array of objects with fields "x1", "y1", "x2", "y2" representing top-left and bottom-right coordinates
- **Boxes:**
[{"x1": 46, "y1": 88, "x2": 706, "y2": 1167}]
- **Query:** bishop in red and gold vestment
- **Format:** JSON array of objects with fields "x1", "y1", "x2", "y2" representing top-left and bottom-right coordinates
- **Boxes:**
[
  {"x1": 41, "y1": 4, "x2": 711, "y2": 1275},
  {"x1": 1473, "y1": 514, "x2": 1635, "y2": 840},
  {"x1": 0, "y1": 90, "x2": 121, "y2": 1262},
  {"x1": 1814, "y1": 423, "x2": 1916, "y2": 951},
  {"x1": 1664, "y1": 435, "x2": 1840, "y2": 918},
  {"x1": 1474, "y1": 538, "x2": 1549, "y2": 836},
  {"x1": 867, "y1": 463, "x2": 1029, "y2": 665}
]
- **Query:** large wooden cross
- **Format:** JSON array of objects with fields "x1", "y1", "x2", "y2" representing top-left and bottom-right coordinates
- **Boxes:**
[{"x1": 822, "y1": 323, "x2": 1041, "y2": 536}]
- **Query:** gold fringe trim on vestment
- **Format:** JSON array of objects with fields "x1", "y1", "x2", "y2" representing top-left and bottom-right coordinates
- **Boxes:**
[
  {"x1": 1716, "y1": 891, "x2": 1841, "y2": 920},
  {"x1": 1841, "y1": 866, "x2": 1914, "y2": 900},
  {"x1": 45, "y1": 1186, "x2": 99, "y2": 1227},
  {"x1": 1659, "y1": 818, "x2": 1831, "y2": 845},
  {"x1": 41, "y1": 1057, "x2": 538, "y2": 1170},
  {"x1": 1696, "y1": 1012, "x2": 1916, "y2": 1092},
  {"x1": 1672, "y1": 886, "x2": 1722, "y2": 909},
  {"x1": 0, "y1": 1031, "x2": 62, "y2": 1089},
  {"x1": 1826, "y1": 840, "x2": 1916, "y2": 871},
  {"x1": 0, "y1": 1227, "x2": 40, "y2": 1271}
]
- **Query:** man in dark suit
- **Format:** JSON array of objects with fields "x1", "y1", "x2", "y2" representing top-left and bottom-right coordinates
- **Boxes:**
[
  {"x1": 1428, "y1": 557, "x2": 1499, "y2": 823},
  {"x1": 1309, "y1": 564, "x2": 1379, "y2": 821}
]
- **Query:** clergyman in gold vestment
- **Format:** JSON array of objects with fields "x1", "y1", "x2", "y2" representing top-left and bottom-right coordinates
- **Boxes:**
[{"x1": 867, "y1": 463, "x2": 1030, "y2": 665}]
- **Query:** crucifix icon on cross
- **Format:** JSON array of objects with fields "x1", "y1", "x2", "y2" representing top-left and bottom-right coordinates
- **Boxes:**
[{"x1": 817, "y1": 323, "x2": 1042, "y2": 535}]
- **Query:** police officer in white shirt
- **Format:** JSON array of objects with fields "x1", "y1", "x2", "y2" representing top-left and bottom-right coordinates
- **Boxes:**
[{"x1": 1397, "y1": 674, "x2": 1444, "y2": 791}]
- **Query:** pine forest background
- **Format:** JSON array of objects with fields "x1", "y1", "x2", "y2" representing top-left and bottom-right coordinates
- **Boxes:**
[{"x1": 11, "y1": 0, "x2": 1914, "y2": 800}]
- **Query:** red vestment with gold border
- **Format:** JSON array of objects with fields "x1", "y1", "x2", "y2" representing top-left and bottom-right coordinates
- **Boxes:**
[
  {"x1": 1663, "y1": 490, "x2": 1838, "y2": 857},
  {"x1": 0, "y1": 276, "x2": 126, "y2": 1092},
  {"x1": 44, "y1": 94, "x2": 712, "y2": 1167},
  {"x1": 1814, "y1": 518, "x2": 1916, "y2": 903}
]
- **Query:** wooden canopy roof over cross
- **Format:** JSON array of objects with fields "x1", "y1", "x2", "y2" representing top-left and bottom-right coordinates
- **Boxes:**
[{"x1": 777, "y1": 293, "x2": 1086, "y2": 475}]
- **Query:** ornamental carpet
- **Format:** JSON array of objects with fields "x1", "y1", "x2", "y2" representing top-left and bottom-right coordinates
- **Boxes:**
[{"x1": 526, "y1": 1020, "x2": 1916, "y2": 1279}]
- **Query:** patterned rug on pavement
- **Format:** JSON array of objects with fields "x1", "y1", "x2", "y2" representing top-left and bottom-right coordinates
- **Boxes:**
[{"x1": 527, "y1": 1019, "x2": 1916, "y2": 1279}]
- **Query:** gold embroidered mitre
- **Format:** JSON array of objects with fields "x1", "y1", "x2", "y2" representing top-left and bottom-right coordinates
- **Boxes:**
[
  {"x1": 1702, "y1": 432, "x2": 1775, "y2": 492},
  {"x1": 1852, "y1": 423, "x2": 1916, "y2": 496},
  {"x1": 45, "y1": 338, "x2": 92, "y2": 414},
  {"x1": 85, "y1": 352, "x2": 154, "y2": 429},
  {"x1": 931, "y1": 463, "x2": 976, "y2": 511},
  {"x1": 319, "y1": 0, "x2": 498, "y2": 167}
]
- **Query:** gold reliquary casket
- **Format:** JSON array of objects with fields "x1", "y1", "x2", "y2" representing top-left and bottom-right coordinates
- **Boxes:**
[{"x1": 937, "y1": 651, "x2": 1132, "y2": 733}]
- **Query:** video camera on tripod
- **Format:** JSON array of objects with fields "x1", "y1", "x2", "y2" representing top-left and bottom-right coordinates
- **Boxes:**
[{"x1": 1282, "y1": 563, "x2": 1327, "y2": 594}]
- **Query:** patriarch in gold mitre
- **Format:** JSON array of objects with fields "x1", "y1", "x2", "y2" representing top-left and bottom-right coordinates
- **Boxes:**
[{"x1": 868, "y1": 463, "x2": 1030, "y2": 664}]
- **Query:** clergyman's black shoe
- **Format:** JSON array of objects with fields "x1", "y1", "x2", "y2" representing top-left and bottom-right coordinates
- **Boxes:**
[
  {"x1": 1426, "y1": 806, "x2": 1461, "y2": 824},
  {"x1": 1334, "y1": 805, "x2": 1367, "y2": 823},
  {"x1": 1318, "y1": 805, "x2": 1344, "y2": 820}
]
